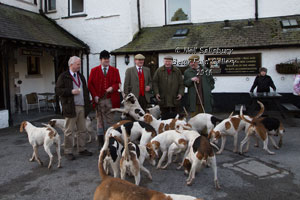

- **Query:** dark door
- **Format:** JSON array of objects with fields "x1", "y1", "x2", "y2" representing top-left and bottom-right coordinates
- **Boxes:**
[
  {"x1": 143, "y1": 52, "x2": 159, "y2": 78},
  {"x1": 0, "y1": 55, "x2": 5, "y2": 110}
]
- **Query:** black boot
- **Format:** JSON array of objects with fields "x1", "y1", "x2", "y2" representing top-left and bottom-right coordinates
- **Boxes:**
[{"x1": 98, "y1": 135, "x2": 104, "y2": 150}]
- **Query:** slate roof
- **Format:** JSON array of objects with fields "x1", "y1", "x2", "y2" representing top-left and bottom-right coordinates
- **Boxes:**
[
  {"x1": 0, "y1": 3, "x2": 87, "y2": 49},
  {"x1": 112, "y1": 15, "x2": 300, "y2": 54}
]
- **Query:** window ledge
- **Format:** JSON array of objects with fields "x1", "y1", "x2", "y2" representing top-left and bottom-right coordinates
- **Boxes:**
[
  {"x1": 25, "y1": 74, "x2": 43, "y2": 79},
  {"x1": 62, "y1": 14, "x2": 87, "y2": 19},
  {"x1": 46, "y1": 10, "x2": 57, "y2": 14},
  {"x1": 16, "y1": 0, "x2": 37, "y2": 6}
]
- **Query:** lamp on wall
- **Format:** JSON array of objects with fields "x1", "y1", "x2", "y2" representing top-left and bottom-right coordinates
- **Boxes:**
[{"x1": 125, "y1": 54, "x2": 130, "y2": 65}]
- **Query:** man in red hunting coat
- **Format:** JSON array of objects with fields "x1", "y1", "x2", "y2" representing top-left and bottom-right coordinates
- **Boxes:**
[{"x1": 88, "y1": 50, "x2": 121, "y2": 149}]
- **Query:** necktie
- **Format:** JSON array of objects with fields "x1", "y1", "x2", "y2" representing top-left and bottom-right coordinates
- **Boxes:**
[
  {"x1": 138, "y1": 67, "x2": 142, "y2": 75},
  {"x1": 103, "y1": 67, "x2": 107, "y2": 76},
  {"x1": 73, "y1": 73, "x2": 76, "y2": 77}
]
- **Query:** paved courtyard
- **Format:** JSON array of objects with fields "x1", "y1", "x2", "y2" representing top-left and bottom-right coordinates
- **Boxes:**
[{"x1": 0, "y1": 114, "x2": 300, "y2": 200}]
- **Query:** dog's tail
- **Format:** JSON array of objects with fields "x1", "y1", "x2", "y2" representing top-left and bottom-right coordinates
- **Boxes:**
[
  {"x1": 240, "y1": 105, "x2": 253, "y2": 124},
  {"x1": 98, "y1": 148, "x2": 108, "y2": 180},
  {"x1": 253, "y1": 100, "x2": 264, "y2": 119},
  {"x1": 121, "y1": 125, "x2": 130, "y2": 161},
  {"x1": 228, "y1": 111, "x2": 234, "y2": 118}
]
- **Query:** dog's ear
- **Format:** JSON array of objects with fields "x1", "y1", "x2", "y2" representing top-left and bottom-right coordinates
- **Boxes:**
[
  {"x1": 20, "y1": 121, "x2": 27, "y2": 132},
  {"x1": 48, "y1": 120, "x2": 56, "y2": 127}
]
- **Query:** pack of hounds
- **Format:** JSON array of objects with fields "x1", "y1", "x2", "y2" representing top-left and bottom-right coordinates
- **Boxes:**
[{"x1": 19, "y1": 93, "x2": 285, "y2": 200}]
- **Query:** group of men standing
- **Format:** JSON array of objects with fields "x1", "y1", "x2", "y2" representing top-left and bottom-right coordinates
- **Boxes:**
[{"x1": 55, "y1": 50, "x2": 215, "y2": 160}]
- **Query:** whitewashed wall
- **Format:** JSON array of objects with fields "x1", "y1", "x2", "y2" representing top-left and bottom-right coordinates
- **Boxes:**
[
  {"x1": 14, "y1": 49, "x2": 55, "y2": 110},
  {"x1": 0, "y1": 110, "x2": 8, "y2": 128},
  {"x1": 46, "y1": 0, "x2": 139, "y2": 75},
  {"x1": 159, "y1": 48, "x2": 300, "y2": 93},
  {"x1": 0, "y1": 0, "x2": 40, "y2": 12},
  {"x1": 141, "y1": 0, "x2": 300, "y2": 27}
]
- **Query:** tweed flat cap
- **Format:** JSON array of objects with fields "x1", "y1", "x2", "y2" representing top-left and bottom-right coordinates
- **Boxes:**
[
  {"x1": 134, "y1": 54, "x2": 145, "y2": 60},
  {"x1": 188, "y1": 55, "x2": 200, "y2": 62},
  {"x1": 164, "y1": 55, "x2": 173, "y2": 60}
]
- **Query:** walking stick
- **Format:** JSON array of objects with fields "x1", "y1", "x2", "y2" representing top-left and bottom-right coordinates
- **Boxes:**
[{"x1": 194, "y1": 66, "x2": 206, "y2": 113}]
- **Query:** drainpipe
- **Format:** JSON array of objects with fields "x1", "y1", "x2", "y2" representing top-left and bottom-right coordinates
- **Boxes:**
[
  {"x1": 255, "y1": 0, "x2": 258, "y2": 21},
  {"x1": 137, "y1": 0, "x2": 141, "y2": 31},
  {"x1": 39, "y1": 0, "x2": 43, "y2": 13},
  {"x1": 86, "y1": 52, "x2": 90, "y2": 80}
]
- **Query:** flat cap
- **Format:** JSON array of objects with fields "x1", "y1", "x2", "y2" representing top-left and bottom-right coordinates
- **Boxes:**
[
  {"x1": 188, "y1": 55, "x2": 200, "y2": 62},
  {"x1": 164, "y1": 55, "x2": 173, "y2": 60},
  {"x1": 134, "y1": 54, "x2": 145, "y2": 60}
]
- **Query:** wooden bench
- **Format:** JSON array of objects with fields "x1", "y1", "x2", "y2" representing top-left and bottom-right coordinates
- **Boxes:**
[{"x1": 281, "y1": 103, "x2": 300, "y2": 112}]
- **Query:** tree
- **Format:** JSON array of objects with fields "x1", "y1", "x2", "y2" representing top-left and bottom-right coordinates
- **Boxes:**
[{"x1": 171, "y1": 8, "x2": 188, "y2": 21}]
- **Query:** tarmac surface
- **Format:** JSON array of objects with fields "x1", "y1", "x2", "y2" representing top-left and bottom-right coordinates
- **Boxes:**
[{"x1": 0, "y1": 112, "x2": 299, "y2": 200}]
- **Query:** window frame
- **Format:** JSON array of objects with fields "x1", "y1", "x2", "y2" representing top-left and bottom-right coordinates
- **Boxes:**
[
  {"x1": 165, "y1": 0, "x2": 191, "y2": 25},
  {"x1": 69, "y1": 0, "x2": 85, "y2": 16},
  {"x1": 46, "y1": 0, "x2": 56, "y2": 12},
  {"x1": 27, "y1": 56, "x2": 41, "y2": 76}
]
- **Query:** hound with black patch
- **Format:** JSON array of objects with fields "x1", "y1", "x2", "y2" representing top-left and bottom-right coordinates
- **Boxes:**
[
  {"x1": 208, "y1": 101, "x2": 264, "y2": 154},
  {"x1": 141, "y1": 113, "x2": 192, "y2": 134},
  {"x1": 102, "y1": 136, "x2": 123, "y2": 178},
  {"x1": 106, "y1": 120, "x2": 157, "y2": 145},
  {"x1": 20, "y1": 121, "x2": 61, "y2": 169},
  {"x1": 120, "y1": 125, "x2": 142, "y2": 185},
  {"x1": 162, "y1": 129, "x2": 200, "y2": 169},
  {"x1": 110, "y1": 93, "x2": 145, "y2": 120},
  {"x1": 183, "y1": 135, "x2": 220, "y2": 189},
  {"x1": 148, "y1": 130, "x2": 188, "y2": 169},
  {"x1": 240, "y1": 105, "x2": 285, "y2": 155},
  {"x1": 187, "y1": 113, "x2": 223, "y2": 135}
]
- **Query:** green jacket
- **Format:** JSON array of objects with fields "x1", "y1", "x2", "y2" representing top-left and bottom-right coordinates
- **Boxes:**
[
  {"x1": 153, "y1": 65, "x2": 184, "y2": 108},
  {"x1": 184, "y1": 66, "x2": 215, "y2": 113}
]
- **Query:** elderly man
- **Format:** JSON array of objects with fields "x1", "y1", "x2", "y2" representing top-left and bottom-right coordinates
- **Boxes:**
[
  {"x1": 153, "y1": 55, "x2": 184, "y2": 119},
  {"x1": 184, "y1": 55, "x2": 215, "y2": 115},
  {"x1": 88, "y1": 50, "x2": 121, "y2": 149},
  {"x1": 55, "y1": 56, "x2": 93, "y2": 160},
  {"x1": 124, "y1": 54, "x2": 152, "y2": 111}
]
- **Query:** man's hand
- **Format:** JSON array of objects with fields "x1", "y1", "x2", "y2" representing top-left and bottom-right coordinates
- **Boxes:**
[
  {"x1": 177, "y1": 94, "x2": 182, "y2": 100},
  {"x1": 191, "y1": 77, "x2": 199, "y2": 82},
  {"x1": 72, "y1": 89, "x2": 80, "y2": 95},
  {"x1": 156, "y1": 94, "x2": 161, "y2": 101},
  {"x1": 145, "y1": 86, "x2": 151, "y2": 92},
  {"x1": 106, "y1": 87, "x2": 113, "y2": 93},
  {"x1": 94, "y1": 96, "x2": 99, "y2": 104}
]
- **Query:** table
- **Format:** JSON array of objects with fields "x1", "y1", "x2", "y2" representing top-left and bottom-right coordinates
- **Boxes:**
[
  {"x1": 248, "y1": 92, "x2": 285, "y2": 119},
  {"x1": 38, "y1": 92, "x2": 55, "y2": 111}
]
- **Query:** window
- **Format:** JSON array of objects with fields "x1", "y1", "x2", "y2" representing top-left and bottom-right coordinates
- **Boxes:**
[
  {"x1": 167, "y1": 0, "x2": 191, "y2": 24},
  {"x1": 27, "y1": 56, "x2": 41, "y2": 75},
  {"x1": 70, "y1": 0, "x2": 84, "y2": 15},
  {"x1": 173, "y1": 28, "x2": 189, "y2": 37},
  {"x1": 47, "y1": 0, "x2": 56, "y2": 11},
  {"x1": 281, "y1": 19, "x2": 299, "y2": 28}
]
